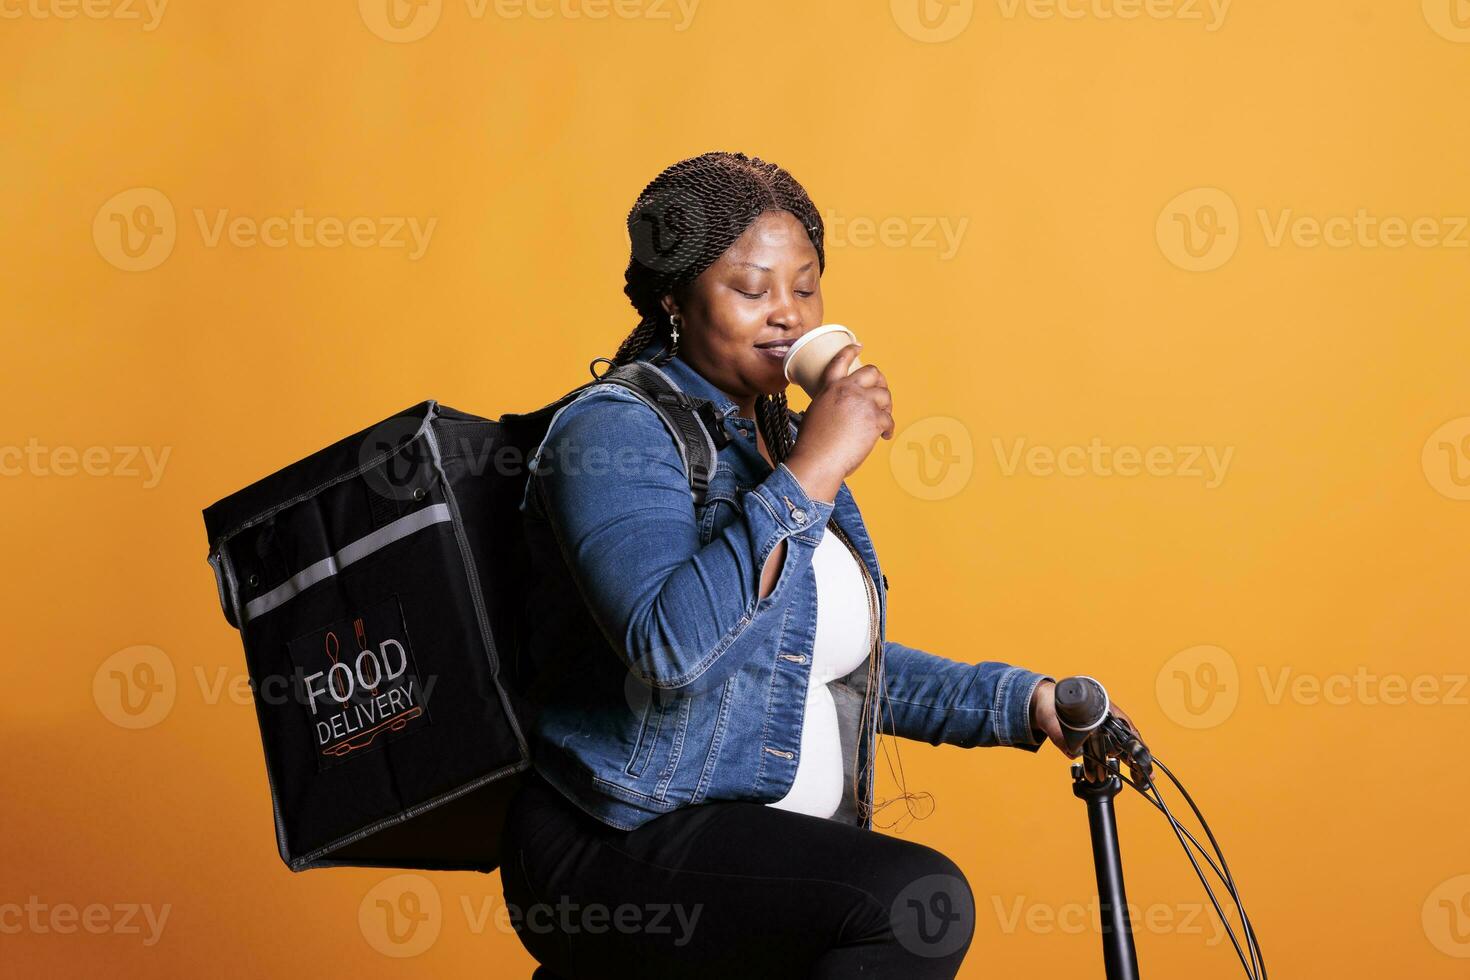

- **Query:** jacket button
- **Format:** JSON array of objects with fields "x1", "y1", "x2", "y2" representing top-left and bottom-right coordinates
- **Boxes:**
[{"x1": 791, "y1": 508, "x2": 807, "y2": 524}]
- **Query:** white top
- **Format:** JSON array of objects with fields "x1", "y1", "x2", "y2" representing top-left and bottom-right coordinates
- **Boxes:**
[{"x1": 765, "y1": 524, "x2": 873, "y2": 820}]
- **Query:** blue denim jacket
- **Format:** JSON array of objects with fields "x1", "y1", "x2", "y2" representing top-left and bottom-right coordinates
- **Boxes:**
[{"x1": 518, "y1": 337, "x2": 1052, "y2": 831}]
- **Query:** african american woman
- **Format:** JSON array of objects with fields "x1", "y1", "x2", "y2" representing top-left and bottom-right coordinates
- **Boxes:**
[{"x1": 497, "y1": 151, "x2": 1141, "y2": 979}]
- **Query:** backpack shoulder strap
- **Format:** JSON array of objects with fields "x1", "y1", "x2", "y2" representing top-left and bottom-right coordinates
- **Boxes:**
[{"x1": 595, "y1": 360, "x2": 728, "y2": 507}]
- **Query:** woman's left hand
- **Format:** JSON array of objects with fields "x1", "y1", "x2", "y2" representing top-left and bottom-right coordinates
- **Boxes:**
[{"x1": 1029, "y1": 679, "x2": 1143, "y2": 780}]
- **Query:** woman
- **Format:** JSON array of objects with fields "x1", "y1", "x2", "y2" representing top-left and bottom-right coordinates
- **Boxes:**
[{"x1": 499, "y1": 151, "x2": 1140, "y2": 978}]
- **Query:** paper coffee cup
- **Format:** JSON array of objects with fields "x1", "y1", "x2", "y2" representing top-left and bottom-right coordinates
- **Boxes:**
[{"x1": 782, "y1": 324, "x2": 862, "y2": 397}]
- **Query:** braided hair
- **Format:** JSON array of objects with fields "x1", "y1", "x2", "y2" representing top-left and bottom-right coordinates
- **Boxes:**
[{"x1": 609, "y1": 151, "x2": 826, "y2": 467}]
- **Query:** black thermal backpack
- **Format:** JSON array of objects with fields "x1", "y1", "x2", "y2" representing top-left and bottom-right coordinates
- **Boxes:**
[{"x1": 201, "y1": 360, "x2": 731, "y2": 873}]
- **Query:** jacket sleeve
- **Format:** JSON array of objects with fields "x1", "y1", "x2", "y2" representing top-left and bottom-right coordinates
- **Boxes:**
[
  {"x1": 879, "y1": 639, "x2": 1054, "y2": 751},
  {"x1": 523, "y1": 384, "x2": 835, "y2": 695}
]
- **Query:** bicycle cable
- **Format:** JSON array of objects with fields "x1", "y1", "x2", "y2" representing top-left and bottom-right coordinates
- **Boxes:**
[{"x1": 1085, "y1": 722, "x2": 1266, "y2": 980}]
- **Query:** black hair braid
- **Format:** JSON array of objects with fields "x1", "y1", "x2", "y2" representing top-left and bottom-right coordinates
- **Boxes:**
[
  {"x1": 608, "y1": 151, "x2": 826, "y2": 467},
  {"x1": 755, "y1": 388, "x2": 795, "y2": 466},
  {"x1": 610, "y1": 317, "x2": 661, "y2": 368}
]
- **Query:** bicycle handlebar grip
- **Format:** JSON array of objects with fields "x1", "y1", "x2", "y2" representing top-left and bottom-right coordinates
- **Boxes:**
[{"x1": 1055, "y1": 676, "x2": 1109, "y2": 755}]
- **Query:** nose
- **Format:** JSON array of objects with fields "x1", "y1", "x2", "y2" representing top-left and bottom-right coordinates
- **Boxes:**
[{"x1": 768, "y1": 290, "x2": 804, "y2": 334}]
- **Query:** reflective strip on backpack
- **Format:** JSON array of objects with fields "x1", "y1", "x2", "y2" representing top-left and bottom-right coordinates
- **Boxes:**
[{"x1": 242, "y1": 503, "x2": 453, "y2": 622}]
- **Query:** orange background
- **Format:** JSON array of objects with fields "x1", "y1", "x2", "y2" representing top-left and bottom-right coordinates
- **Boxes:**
[{"x1": 4, "y1": 0, "x2": 1469, "y2": 976}]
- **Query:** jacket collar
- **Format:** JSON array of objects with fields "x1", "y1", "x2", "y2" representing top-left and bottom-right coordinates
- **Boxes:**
[{"x1": 632, "y1": 336, "x2": 744, "y2": 421}]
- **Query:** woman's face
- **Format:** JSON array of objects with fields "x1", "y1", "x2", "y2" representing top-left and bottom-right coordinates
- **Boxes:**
[{"x1": 661, "y1": 209, "x2": 824, "y2": 412}]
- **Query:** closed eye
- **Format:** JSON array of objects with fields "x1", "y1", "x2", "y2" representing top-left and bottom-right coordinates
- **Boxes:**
[{"x1": 735, "y1": 288, "x2": 816, "y2": 299}]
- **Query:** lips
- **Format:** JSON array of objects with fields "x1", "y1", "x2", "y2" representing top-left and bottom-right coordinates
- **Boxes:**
[{"x1": 755, "y1": 341, "x2": 793, "y2": 366}]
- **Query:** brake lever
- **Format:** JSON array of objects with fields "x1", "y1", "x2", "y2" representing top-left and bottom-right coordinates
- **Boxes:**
[
  {"x1": 1104, "y1": 716, "x2": 1153, "y2": 782},
  {"x1": 1078, "y1": 717, "x2": 1154, "y2": 783}
]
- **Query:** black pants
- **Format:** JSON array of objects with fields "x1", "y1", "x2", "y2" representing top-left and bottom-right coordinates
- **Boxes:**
[{"x1": 498, "y1": 769, "x2": 976, "y2": 979}]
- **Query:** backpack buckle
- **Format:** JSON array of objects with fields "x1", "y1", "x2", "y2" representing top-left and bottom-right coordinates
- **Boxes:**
[{"x1": 694, "y1": 400, "x2": 731, "y2": 451}]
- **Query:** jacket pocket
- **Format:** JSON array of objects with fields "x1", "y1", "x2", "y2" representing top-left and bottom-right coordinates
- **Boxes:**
[{"x1": 624, "y1": 697, "x2": 664, "y2": 777}]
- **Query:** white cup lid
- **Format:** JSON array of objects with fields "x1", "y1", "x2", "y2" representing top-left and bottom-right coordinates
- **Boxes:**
[{"x1": 782, "y1": 324, "x2": 858, "y2": 382}]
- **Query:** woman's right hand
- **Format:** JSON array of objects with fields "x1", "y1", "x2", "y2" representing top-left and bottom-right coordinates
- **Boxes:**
[{"x1": 784, "y1": 343, "x2": 894, "y2": 503}]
